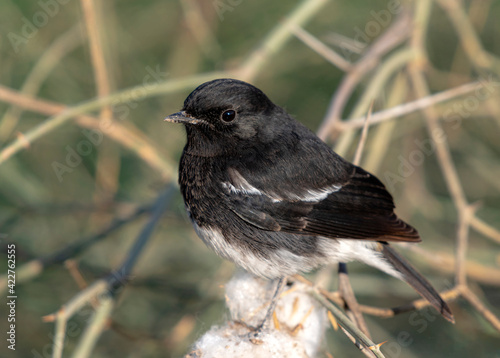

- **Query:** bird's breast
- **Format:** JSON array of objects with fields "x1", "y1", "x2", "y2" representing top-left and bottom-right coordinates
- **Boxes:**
[{"x1": 179, "y1": 152, "x2": 227, "y2": 226}]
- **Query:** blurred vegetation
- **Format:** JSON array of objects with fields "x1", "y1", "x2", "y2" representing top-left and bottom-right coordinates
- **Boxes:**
[{"x1": 0, "y1": 0, "x2": 499, "y2": 357}]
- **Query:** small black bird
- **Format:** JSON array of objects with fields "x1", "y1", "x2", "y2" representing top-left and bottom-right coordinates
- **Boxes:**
[{"x1": 164, "y1": 78, "x2": 454, "y2": 325}]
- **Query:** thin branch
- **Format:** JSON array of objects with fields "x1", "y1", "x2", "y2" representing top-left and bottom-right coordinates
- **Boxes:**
[
  {"x1": 436, "y1": 0, "x2": 500, "y2": 127},
  {"x1": 46, "y1": 186, "x2": 173, "y2": 356},
  {"x1": 290, "y1": 25, "x2": 352, "y2": 71},
  {"x1": 337, "y1": 264, "x2": 372, "y2": 340},
  {"x1": 53, "y1": 308, "x2": 68, "y2": 358},
  {"x1": 46, "y1": 280, "x2": 109, "y2": 358},
  {"x1": 311, "y1": 291, "x2": 386, "y2": 358},
  {"x1": 362, "y1": 72, "x2": 407, "y2": 173},
  {"x1": 108, "y1": 186, "x2": 174, "y2": 290},
  {"x1": 461, "y1": 286, "x2": 500, "y2": 331},
  {"x1": 339, "y1": 325, "x2": 378, "y2": 358},
  {"x1": 238, "y1": 0, "x2": 329, "y2": 81},
  {"x1": 333, "y1": 47, "x2": 416, "y2": 156},
  {"x1": 446, "y1": 0, "x2": 492, "y2": 87},
  {"x1": 409, "y1": 40, "x2": 467, "y2": 211},
  {"x1": 0, "y1": 85, "x2": 175, "y2": 178},
  {"x1": 0, "y1": 202, "x2": 149, "y2": 295},
  {"x1": 405, "y1": 245, "x2": 500, "y2": 287},
  {"x1": 436, "y1": 0, "x2": 500, "y2": 75},
  {"x1": 294, "y1": 274, "x2": 461, "y2": 319},
  {"x1": 317, "y1": 9, "x2": 412, "y2": 140},
  {"x1": 80, "y1": 0, "x2": 112, "y2": 102},
  {"x1": 470, "y1": 216, "x2": 500, "y2": 245},
  {"x1": 456, "y1": 203, "x2": 479, "y2": 287},
  {"x1": 80, "y1": 0, "x2": 117, "y2": 198},
  {"x1": 338, "y1": 80, "x2": 483, "y2": 130},
  {"x1": 65, "y1": 260, "x2": 92, "y2": 291},
  {"x1": 324, "y1": 32, "x2": 365, "y2": 55},
  {"x1": 44, "y1": 279, "x2": 109, "y2": 323},
  {"x1": 71, "y1": 295, "x2": 114, "y2": 358},
  {"x1": 352, "y1": 101, "x2": 373, "y2": 166},
  {"x1": 335, "y1": 103, "x2": 374, "y2": 340},
  {"x1": 0, "y1": 24, "x2": 84, "y2": 142},
  {"x1": 407, "y1": 0, "x2": 500, "y2": 333},
  {"x1": 0, "y1": 71, "x2": 226, "y2": 166},
  {"x1": 311, "y1": 290, "x2": 384, "y2": 358},
  {"x1": 357, "y1": 288, "x2": 462, "y2": 318},
  {"x1": 180, "y1": 0, "x2": 221, "y2": 58}
]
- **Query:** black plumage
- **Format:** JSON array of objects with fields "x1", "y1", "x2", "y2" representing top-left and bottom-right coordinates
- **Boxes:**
[{"x1": 165, "y1": 78, "x2": 454, "y2": 323}]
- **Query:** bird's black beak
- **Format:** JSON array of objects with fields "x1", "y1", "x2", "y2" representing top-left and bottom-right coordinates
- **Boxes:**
[{"x1": 164, "y1": 111, "x2": 202, "y2": 125}]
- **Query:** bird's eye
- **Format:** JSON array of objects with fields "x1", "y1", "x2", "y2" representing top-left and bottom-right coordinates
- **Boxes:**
[{"x1": 221, "y1": 110, "x2": 236, "y2": 122}]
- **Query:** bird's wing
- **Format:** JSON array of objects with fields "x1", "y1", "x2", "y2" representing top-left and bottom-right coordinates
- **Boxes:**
[{"x1": 223, "y1": 165, "x2": 420, "y2": 242}]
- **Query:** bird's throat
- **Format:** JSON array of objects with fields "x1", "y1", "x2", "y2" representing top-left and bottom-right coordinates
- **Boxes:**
[{"x1": 184, "y1": 127, "x2": 226, "y2": 157}]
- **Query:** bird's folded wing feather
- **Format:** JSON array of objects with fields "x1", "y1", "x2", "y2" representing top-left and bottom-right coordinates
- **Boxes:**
[{"x1": 223, "y1": 166, "x2": 420, "y2": 242}]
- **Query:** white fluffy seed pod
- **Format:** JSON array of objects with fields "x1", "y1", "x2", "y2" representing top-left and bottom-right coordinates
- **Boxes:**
[{"x1": 185, "y1": 271, "x2": 327, "y2": 358}]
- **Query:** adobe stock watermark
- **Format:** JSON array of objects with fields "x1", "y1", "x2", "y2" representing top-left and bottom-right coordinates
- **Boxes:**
[
  {"x1": 51, "y1": 65, "x2": 168, "y2": 182},
  {"x1": 7, "y1": 0, "x2": 72, "y2": 54},
  {"x1": 382, "y1": 278, "x2": 453, "y2": 357},
  {"x1": 213, "y1": 0, "x2": 243, "y2": 21},
  {"x1": 339, "y1": 0, "x2": 403, "y2": 62},
  {"x1": 384, "y1": 74, "x2": 500, "y2": 191},
  {"x1": 383, "y1": 304, "x2": 445, "y2": 357}
]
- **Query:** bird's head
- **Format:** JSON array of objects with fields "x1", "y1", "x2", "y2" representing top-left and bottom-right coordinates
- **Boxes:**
[{"x1": 165, "y1": 78, "x2": 289, "y2": 156}]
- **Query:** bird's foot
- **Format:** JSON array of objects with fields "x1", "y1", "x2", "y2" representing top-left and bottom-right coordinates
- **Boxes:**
[{"x1": 246, "y1": 321, "x2": 267, "y2": 344}]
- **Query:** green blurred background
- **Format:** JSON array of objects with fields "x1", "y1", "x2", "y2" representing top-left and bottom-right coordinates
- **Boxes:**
[{"x1": 0, "y1": 0, "x2": 499, "y2": 357}]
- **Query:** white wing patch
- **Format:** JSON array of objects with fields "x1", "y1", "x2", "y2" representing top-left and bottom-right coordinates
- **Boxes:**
[
  {"x1": 222, "y1": 168, "x2": 341, "y2": 203},
  {"x1": 221, "y1": 178, "x2": 262, "y2": 196},
  {"x1": 223, "y1": 168, "x2": 281, "y2": 202},
  {"x1": 284, "y1": 184, "x2": 342, "y2": 202}
]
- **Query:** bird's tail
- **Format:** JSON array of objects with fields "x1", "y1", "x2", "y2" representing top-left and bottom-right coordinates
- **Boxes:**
[{"x1": 380, "y1": 243, "x2": 455, "y2": 323}]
